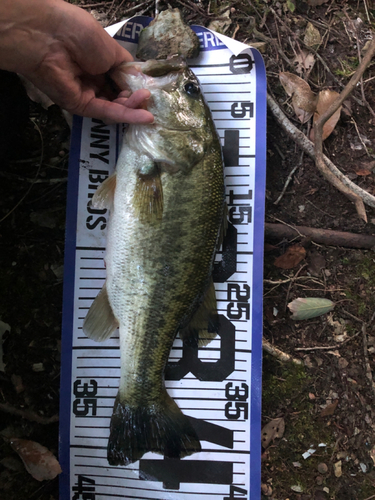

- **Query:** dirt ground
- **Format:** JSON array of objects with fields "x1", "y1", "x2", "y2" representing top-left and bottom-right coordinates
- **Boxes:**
[{"x1": 1, "y1": 1, "x2": 375, "y2": 499}]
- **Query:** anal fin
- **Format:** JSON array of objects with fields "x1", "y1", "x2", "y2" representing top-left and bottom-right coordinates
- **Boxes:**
[
  {"x1": 179, "y1": 279, "x2": 218, "y2": 347},
  {"x1": 83, "y1": 282, "x2": 119, "y2": 342}
]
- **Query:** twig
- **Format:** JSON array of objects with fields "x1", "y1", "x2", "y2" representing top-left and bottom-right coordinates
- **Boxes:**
[
  {"x1": 350, "y1": 118, "x2": 370, "y2": 156},
  {"x1": 362, "y1": 323, "x2": 375, "y2": 397},
  {"x1": 267, "y1": 94, "x2": 375, "y2": 212},
  {"x1": 294, "y1": 331, "x2": 361, "y2": 351},
  {"x1": 263, "y1": 339, "x2": 303, "y2": 365},
  {"x1": 105, "y1": 0, "x2": 153, "y2": 27},
  {"x1": 0, "y1": 403, "x2": 59, "y2": 424},
  {"x1": 81, "y1": 1, "x2": 112, "y2": 8},
  {"x1": 274, "y1": 151, "x2": 304, "y2": 205},
  {"x1": 313, "y1": 37, "x2": 375, "y2": 221}
]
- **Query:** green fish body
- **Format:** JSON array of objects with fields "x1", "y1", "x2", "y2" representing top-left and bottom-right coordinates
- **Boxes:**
[{"x1": 83, "y1": 57, "x2": 225, "y2": 466}]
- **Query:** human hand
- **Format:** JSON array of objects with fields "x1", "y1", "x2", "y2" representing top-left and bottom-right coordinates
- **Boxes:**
[{"x1": 0, "y1": 0, "x2": 154, "y2": 124}]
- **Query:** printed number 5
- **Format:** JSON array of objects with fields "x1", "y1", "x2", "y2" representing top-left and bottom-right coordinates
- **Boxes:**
[{"x1": 230, "y1": 102, "x2": 253, "y2": 118}]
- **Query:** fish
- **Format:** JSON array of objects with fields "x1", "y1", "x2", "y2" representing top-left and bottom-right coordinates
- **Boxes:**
[{"x1": 83, "y1": 56, "x2": 225, "y2": 466}]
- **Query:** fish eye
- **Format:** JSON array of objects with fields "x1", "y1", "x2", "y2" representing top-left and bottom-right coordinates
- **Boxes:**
[{"x1": 184, "y1": 81, "x2": 200, "y2": 96}]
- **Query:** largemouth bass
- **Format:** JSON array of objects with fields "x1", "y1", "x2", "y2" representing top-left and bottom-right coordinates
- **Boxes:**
[{"x1": 83, "y1": 56, "x2": 225, "y2": 466}]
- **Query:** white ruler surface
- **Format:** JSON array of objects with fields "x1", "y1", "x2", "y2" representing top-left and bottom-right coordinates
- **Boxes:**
[{"x1": 60, "y1": 17, "x2": 266, "y2": 500}]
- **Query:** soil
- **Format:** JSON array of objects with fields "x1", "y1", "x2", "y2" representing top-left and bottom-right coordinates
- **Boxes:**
[{"x1": 1, "y1": 1, "x2": 375, "y2": 499}]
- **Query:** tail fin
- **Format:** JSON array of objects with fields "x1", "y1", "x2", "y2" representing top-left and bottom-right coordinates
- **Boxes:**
[{"x1": 107, "y1": 391, "x2": 201, "y2": 466}]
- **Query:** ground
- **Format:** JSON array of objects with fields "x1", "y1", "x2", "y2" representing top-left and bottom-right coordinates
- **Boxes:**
[{"x1": 0, "y1": 1, "x2": 375, "y2": 499}]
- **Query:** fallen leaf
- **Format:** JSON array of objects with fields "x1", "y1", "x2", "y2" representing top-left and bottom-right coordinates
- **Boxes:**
[
  {"x1": 10, "y1": 438, "x2": 62, "y2": 481},
  {"x1": 288, "y1": 297, "x2": 335, "y2": 320},
  {"x1": 355, "y1": 168, "x2": 372, "y2": 176},
  {"x1": 274, "y1": 244, "x2": 306, "y2": 269},
  {"x1": 293, "y1": 49, "x2": 316, "y2": 77},
  {"x1": 304, "y1": 22, "x2": 321, "y2": 49},
  {"x1": 261, "y1": 483, "x2": 273, "y2": 496},
  {"x1": 261, "y1": 417, "x2": 285, "y2": 449},
  {"x1": 279, "y1": 72, "x2": 317, "y2": 123},
  {"x1": 320, "y1": 400, "x2": 338, "y2": 417},
  {"x1": 310, "y1": 89, "x2": 342, "y2": 142}
]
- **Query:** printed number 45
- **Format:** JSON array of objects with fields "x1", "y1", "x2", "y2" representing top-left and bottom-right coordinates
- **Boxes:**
[{"x1": 224, "y1": 485, "x2": 248, "y2": 499}]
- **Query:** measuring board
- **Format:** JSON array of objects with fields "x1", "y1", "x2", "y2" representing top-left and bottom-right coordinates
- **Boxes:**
[{"x1": 60, "y1": 17, "x2": 266, "y2": 500}]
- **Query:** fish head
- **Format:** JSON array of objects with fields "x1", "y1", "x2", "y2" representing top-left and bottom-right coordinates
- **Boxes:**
[{"x1": 111, "y1": 56, "x2": 218, "y2": 169}]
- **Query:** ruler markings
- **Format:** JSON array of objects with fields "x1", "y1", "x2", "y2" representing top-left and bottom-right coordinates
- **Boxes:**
[{"x1": 62, "y1": 31, "x2": 264, "y2": 500}]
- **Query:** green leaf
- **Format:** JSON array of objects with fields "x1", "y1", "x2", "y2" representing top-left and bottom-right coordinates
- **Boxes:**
[
  {"x1": 286, "y1": 0, "x2": 296, "y2": 12},
  {"x1": 288, "y1": 297, "x2": 335, "y2": 320}
]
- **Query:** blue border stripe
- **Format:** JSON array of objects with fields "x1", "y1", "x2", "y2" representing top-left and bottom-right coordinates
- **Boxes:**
[
  {"x1": 250, "y1": 48, "x2": 266, "y2": 500},
  {"x1": 59, "y1": 114, "x2": 82, "y2": 499}
]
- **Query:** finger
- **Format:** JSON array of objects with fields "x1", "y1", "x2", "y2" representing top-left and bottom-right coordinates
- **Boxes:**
[
  {"x1": 80, "y1": 98, "x2": 154, "y2": 124},
  {"x1": 125, "y1": 89, "x2": 151, "y2": 109}
]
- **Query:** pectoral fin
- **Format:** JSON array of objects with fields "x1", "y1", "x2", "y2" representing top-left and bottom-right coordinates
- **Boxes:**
[
  {"x1": 92, "y1": 173, "x2": 116, "y2": 210},
  {"x1": 83, "y1": 283, "x2": 119, "y2": 342},
  {"x1": 179, "y1": 279, "x2": 219, "y2": 347},
  {"x1": 133, "y1": 167, "x2": 163, "y2": 222}
]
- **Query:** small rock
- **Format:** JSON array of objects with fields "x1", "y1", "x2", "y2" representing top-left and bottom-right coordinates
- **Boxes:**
[
  {"x1": 137, "y1": 8, "x2": 200, "y2": 60},
  {"x1": 32, "y1": 363, "x2": 45, "y2": 372},
  {"x1": 316, "y1": 475, "x2": 323, "y2": 485},
  {"x1": 359, "y1": 462, "x2": 367, "y2": 473},
  {"x1": 317, "y1": 463, "x2": 328, "y2": 474},
  {"x1": 334, "y1": 460, "x2": 342, "y2": 477},
  {"x1": 291, "y1": 484, "x2": 303, "y2": 492}
]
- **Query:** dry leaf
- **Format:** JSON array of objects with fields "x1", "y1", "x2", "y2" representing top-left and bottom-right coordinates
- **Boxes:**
[
  {"x1": 261, "y1": 417, "x2": 285, "y2": 449},
  {"x1": 307, "y1": 250, "x2": 326, "y2": 277},
  {"x1": 310, "y1": 89, "x2": 342, "y2": 142},
  {"x1": 274, "y1": 244, "x2": 306, "y2": 269},
  {"x1": 355, "y1": 168, "x2": 372, "y2": 176},
  {"x1": 319, "y1": 400, "x2": 338, "y2": 417},
  {"x1": 10, "y1": 438, "x2": 62, "y2": 481},
  {"x1": 293, "y1": 49, "x2": 316, "y2": 77},
  {"x1": 304, "y1": 22, "x2": 321, "y2": 49},
  {"x1": 279, "y1": 72, "x2": 317, "y2": 123}
]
